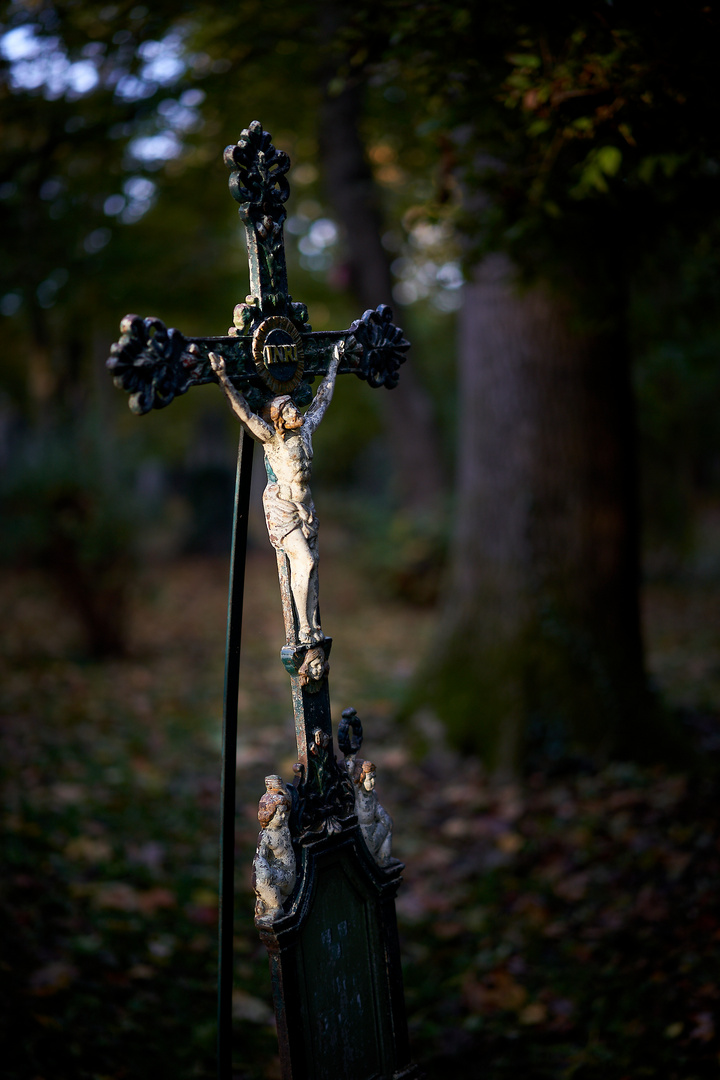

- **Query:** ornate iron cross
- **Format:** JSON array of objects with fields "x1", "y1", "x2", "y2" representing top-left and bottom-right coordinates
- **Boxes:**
[
  {"x1": 108, "y1": 121, "x2": 407, "y2": 417},
  {"x1": 108, "y1": 121, "x2": 416, "y2": 1080}
]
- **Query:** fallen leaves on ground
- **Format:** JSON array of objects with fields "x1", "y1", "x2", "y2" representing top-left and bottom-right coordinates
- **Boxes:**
[{"x1": 1, "y1": 551, "x2": 719, "y2": 1079}]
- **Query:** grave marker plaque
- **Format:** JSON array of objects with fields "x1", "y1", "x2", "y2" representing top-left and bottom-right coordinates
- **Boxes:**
[{"x1": 108, "y1": 121, "x2": 420, "y2": 1079}]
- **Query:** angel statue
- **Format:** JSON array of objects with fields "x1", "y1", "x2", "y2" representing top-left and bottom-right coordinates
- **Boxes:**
[
  {"x1": 353, "y1": 760, "x2": 393, "y2": 866},
  {"x1": 252, "y1": 776, "x2": 296, "y2": 921}
]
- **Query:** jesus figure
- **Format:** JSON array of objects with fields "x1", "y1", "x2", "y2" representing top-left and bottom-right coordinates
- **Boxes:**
[{"x1": 209, "y1": 344, "x2": 342, "y2": 645}]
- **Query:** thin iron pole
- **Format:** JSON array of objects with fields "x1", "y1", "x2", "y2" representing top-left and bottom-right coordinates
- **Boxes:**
[{"x1": 218, "y1": 429, "x2": 255, "y2": 1080}]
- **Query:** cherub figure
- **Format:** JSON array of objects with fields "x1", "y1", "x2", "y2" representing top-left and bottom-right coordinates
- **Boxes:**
[
  {"x1": 253, "y1": 778, "x2": 296, "y2": 921},
  {"x1": 210, "y1": 344, "x2": 342, "y2": 645},
  {"x1": 354, "y1": 761, "x2": 393, "y2": 865},
  {"x1": 297, "y1": 646, "x2": 329, "y2": 692}
]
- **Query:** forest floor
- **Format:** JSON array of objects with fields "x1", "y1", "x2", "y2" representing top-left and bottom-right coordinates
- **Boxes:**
[{"x1": 1, "y1": 527, "x2": 720, "y2": 1079}]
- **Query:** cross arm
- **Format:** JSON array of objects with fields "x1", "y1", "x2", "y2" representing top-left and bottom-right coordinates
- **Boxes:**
[
  {"x1": 107, "y1": 303, "x2": 409, "y2": 415},
  {"x1": 106, "y1": 314, "x2": 258, "y2": 415},
  {"x1": 303, "y1": 305, "x2": 410, "y2": 389}
]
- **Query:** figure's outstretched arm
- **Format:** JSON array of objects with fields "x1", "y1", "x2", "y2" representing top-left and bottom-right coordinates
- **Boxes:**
[
  {"x1": 209, "y1": 352, "x2": 272, "y2": 443},
  {"x1": 304, "y1": 342, "x2": 342, "y2": 434}
]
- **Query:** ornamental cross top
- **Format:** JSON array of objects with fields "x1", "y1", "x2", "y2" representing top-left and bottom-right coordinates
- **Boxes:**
[{"x1": 108, "y1": 120, "x2": 409, "y2": 419}]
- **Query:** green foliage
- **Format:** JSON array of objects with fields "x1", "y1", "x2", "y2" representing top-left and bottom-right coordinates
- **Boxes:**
[
  {"x1": 0, "y1": 0, "x2": 323, "y2": 412},
  {"x1": 0, "y1": 0, "x2": 433, "y2": 470},
  {"x1": 570, "y1": 144, "x2": 623, "y2": 198},
  {"x1": 350, "y1": 3, "x2": 720, "y2": 302},
  {"x1": 3, "y1": 0, "x2": 719, "y2": 431}
]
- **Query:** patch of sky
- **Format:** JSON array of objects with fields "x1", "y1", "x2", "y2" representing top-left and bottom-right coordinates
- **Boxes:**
[
  {"x1": 297, "y1": 217, "x2": 339, "y2": 274},
  {"x1": 110, "y1": 34, "x2": 173, "y2": 94},
  {"x1": 157, "y1": 96, "x2": 201, "y2": 133},
  {"x1": 1, "y1": 21, "x2": 190, "y2": 112},
  {"x1": 286, "y1": 214, "x2": 309, "y2": 235},
  {"x1": 436, "y1": 262, "x2": 463, "y2": 290},
  {"x1": 114, "y1": 72, "x2": 156, "y2": 101},
  {"x1": 137, "y1": 33, "x2": 185, "y2": 85},
  {"x1": 128, "y1": 131, "x2": 182, "y2": 166},
  {"x1": 391, "y1": 221, "x2": 464, "y2": 311},
  {"x1": 300, "y1": 218, "x2": 338, "y2": 250},
  {"x1": 119, "y1": 176, "x2": 156, "y2": 223},
  {"x1": 114, "y1": 38, "x2": 203, "y2": 165},
  {"x1": 180, "y1": 88, "x2": 205, "y2": 108},
  {"x1": 103, "y1": 194, "x2": 126, "y2": 216},
  {"x1": 1, "y1": 24, "x2": 99, "y2": 98}
]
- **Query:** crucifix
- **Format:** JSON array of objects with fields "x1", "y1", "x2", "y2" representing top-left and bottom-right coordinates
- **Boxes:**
[{"x1": 108, "y1": 121, "x2": 419, "y2": 1079}]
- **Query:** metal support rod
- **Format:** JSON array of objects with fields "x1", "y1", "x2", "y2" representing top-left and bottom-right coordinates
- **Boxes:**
[{"x1": 218, "y1": 429, "x2": 255, "y2": 1080}]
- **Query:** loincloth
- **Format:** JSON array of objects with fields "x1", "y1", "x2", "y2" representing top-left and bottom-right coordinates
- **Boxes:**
[{"x1": 262, "y1": 483, "x2": 318, "y2": 548}]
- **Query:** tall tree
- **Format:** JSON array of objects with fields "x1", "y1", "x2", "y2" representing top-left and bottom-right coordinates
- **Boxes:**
[
  {"x1": 377, "y1": 1, "x2": 720, "y2": 766},
  {"x1": 428, "y1": 256, "x2": 646, "y2": 767},
  {"x1": 317, "y1": 19, "x2": 444, "y2": 513}
]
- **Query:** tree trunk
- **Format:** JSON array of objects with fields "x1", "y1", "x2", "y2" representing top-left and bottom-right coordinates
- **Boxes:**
[
  {"x1": 319, "y1": 76, "x2": 444, "y2": 515},
  {"x1": 413, "y1": 254, "x2": 654, "y2": 771}
]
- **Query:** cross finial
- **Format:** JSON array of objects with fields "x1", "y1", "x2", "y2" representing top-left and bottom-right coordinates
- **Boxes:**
[{"x1": 223, "y1": 121, "x2": 305, "y2": 329}]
